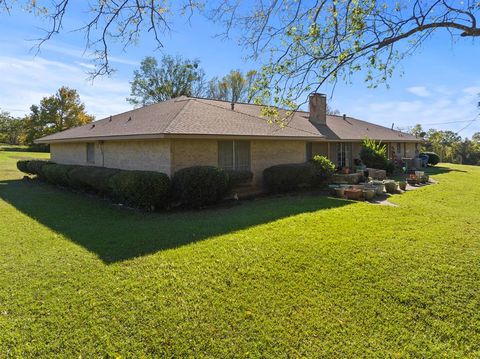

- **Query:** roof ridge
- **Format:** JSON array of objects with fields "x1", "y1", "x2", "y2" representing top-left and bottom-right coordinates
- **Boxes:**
[
  {"x1": 162, "y1": 97, "x2": 193, "y2": 133},
  {"x1": 192, "y1": 98, "x2": 324, "y2": 137}
]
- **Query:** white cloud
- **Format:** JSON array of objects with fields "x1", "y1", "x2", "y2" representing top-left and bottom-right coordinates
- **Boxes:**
[
  {"x1": 407, "y1": 86, "x2": 431, "y2": 97},
  {"x1": 0, "y1": 55, "x2": 132, "y2": 120}
]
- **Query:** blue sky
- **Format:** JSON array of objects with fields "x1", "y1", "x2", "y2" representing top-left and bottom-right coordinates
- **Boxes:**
[{"x1": 0, "y1": 3, "x2": 479, "y2": 137}]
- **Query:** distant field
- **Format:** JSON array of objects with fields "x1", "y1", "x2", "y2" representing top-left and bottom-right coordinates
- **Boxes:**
[{"x1": 1, "y1": 148, "x2": 479, "y2": 357}]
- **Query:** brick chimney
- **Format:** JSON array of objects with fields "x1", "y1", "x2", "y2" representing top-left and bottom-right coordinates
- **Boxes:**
[{"x1": 309, "y1": 93, "x2": 326, "y2": 125}]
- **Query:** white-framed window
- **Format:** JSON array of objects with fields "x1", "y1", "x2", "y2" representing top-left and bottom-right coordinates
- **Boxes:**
[
  {"x1": 218, "y1": 140, "x2": 250, "y2": 171},
  {"x1": 86, "y1": 143, "x2": 95, "y2": 163},
  {"x1": 336, "y1": 142, "x2": 352, "y2": 168}
]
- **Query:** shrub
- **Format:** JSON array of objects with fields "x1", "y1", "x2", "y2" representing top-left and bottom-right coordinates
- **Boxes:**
[
  {"x1": 360, "y1": 138, "x2": 389, "y2": 170},
  {"x1": 263, "y1": 163, "x2": 313, "y2": 193},
  {"x1": 69, "y1": 166, "x2": 119, "y2": 194},
  {"x1": 420, "y1": 152, "x2": 440, "y2": 166},
  {"x1": 172, "y1": 166, "x2": 229, "y2": 208},
  {"x1": 26, "y1": 160, "x2": 51, "y2": 177},
  {"x1": 310, "y1": 155, "x2": 335, "y2": 186},
  {"x1": 109, "y1": 170, "x2": 170, "y2": 209},
  {"x1": 225, "y1": 170, "x2": 253, "y2": 190},
  {"x1": 17, "y1": 160, "x2": 30, "y2": 174},
  {"x1": 42, "y1": 164, "x2": 77, "y2": 186}
]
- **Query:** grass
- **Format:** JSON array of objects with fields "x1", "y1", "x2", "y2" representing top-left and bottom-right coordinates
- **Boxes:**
[{"x1": 1, "y1": 149, "x2": 480, "y2": 357}]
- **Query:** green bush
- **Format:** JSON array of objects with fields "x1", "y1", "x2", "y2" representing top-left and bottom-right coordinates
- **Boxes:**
[
  {"x1": 42, "y1": 164, "x2": 77, "y2": 186},
  {"x1": 310, "y1": 155, "x2": 335, "y2": 186},
  {"x1": 225, "y1": 170, "x2": 253, "y2": 190},
  {"x1": 26, "y1": 160, "x2": 51, "y2": 177},
  {"x1": 360, "y1": 138, "x2": 389, "y2": 170},
  {"x1": 172, "y1": 166, "x2": 229, "y2": 208},
  {"x1": 263, "y1": 163, "x2": 313, "y2": 193},
  {"x1": 109, "y1": 170, "x2": 171, "y2": 209},
  {"x1": 420, "y1": 152, "x2": 440, "y2": 166},
  {"x1": 17, "y1": 160, "x2": 30, "y2": 174},
  {"x1": 69, "y1": 166, "x2": 119, "y2": 194}
]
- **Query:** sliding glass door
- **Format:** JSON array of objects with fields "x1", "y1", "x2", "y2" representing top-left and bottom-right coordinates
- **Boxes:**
[{"x1": 336, "y1": 142, "x2": 353, "y2": 168}]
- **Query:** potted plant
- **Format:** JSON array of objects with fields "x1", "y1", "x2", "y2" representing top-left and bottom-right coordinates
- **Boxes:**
[
  {"x1": 398, "y1": 181, "x2": 407, "y2": 191},
  {"x1": 363, "y1": 188, "x2": 376, "y2": 200},
  {"x1": 335, "y1": 187, "x2": 345, "y2": 198},
  {"x1": 370, "y1": 180, "x2": 385, "y2": 195},
  {"x1": 384, "y1": 180, "x2": 397, "y2": 194},
  {"x1": 344, "y1": 187, "x2": 362, "y2": 200}
]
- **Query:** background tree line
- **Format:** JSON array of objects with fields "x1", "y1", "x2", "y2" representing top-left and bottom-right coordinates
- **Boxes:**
[{"x1": 409, "y1": 124, "x2": 480, "y2": 165}]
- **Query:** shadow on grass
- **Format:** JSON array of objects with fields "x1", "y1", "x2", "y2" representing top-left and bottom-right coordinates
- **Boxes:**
[
  {"x1": 0, "y1": 179, "x2": 351, "y2": 263},
  {"x1": 425, "y1": 166, "x2": 468, "y2": 175}
]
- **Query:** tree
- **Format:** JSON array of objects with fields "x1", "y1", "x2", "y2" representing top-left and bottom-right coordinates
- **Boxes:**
[
  {"x1": 207, "y1": 70, "x2": 258, "y2": 103},
  {"x1": 128, "y1": 55, "x2": 205, "y2": 106},
  {"x1": 0, "y1": 111, "x2": 26, "y2": 145},
  {"x1": 24, "y1": 87, "x2": 94, "y2": 144},
  {"x1": 409, "y1": 124, "x2": 427, "y2": 139}
]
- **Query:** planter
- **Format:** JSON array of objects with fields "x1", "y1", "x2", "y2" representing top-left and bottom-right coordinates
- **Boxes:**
[
  {"x1": 335, "y1": 187, "x2": 345, "y2": 198},
  {"x1": 370, "y1": 181, "x2": 385, "y2": 195},
  {"x1": 420, "y1": 174, "x2": 429, "y2": 183},
  {"x1": 398, "y1": 181, "x2": 407, "y2": 191},
  {"x1": 341, "y1": 167, "x2": 350, "y2": 174},
  {"x1": 363, "y1": 189, "x2": 376, "y2": 201},
  {"x1": 344, "y1": 188, "x2": 362, "y2": 200},
  {"x1": 384, "y1": 180, "x2": 398, "y2": 194}
]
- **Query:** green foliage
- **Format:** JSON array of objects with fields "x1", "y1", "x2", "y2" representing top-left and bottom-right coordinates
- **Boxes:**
[
  {"x1": 360, "y1": 138, "x2": 389, "y2": 170},
  {"x1": 25, "y1": 160, "x2": 51, "y2": 177},
  {"x1": 311, "y1": 155, "x2": 335, "y2": 186},
  {"x1": 0, "y1": 111, "x2": 25, "y2": 145},
  {"x1": 42, "y1": 164, "x2": 77, "y2": 186},
  {"x1": 23, "y1": 87, "x2": 94, "y2": 145},
  {"x1": 68, "y1": 166, "x2": 120, "y2": 193},
  {"x1": 172, "y1": 166, "x2": 229, "y2": 208},
  {"x1": 420, "y1": 152, "x2": 440, "y2": 166},
  {"x1": 16, "y1": 160, "x2": 30, "y2": 174},
  {"x1": 225, "y1": 170, "x2": 253, "y2": 190},
  {"x1": 263, "y1": 163, "x2": 313, "y2": 193},
  {"x1": 109, "y1": 170, "x2": 171, "y2": 209},
  {"x1": 207, "y1": 70, "x2": 259, "y2": 103},
  {"x1": 128, "y1": 55, "x2": 205, "y2": 106}
]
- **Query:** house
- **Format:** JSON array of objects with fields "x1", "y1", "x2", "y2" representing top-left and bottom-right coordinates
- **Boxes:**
[{"x1": 36, "y1": 94, "x2": 422, "y2": 187}]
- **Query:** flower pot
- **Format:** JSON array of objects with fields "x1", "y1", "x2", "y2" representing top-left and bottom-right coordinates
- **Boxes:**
[
  {"x1": 344, "y1": 188, "x2": 362, "y2": 200},
  {"x1": 341, "y1": 167, "x2": 350, "y2": 174},
  {"x1": 398, "y1": 181, "x2": 407, "y2": 191},
  {"x1": 335, "y1": 187, "x2": 345, "y2": 198},
  {"x1": 363, "y1": 189, "x2": 376, "y2": 200},
  {"x1": 370, "y1": 182, "x2": 384, "y2": 195}
]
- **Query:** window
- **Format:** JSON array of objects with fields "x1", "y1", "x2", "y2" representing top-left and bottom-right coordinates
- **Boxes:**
[
  {"x1": 306, "y1": 142, "x2": 313, "y2": 161},
  {"x1": 86, "y1": 143, "x2": 95, "y2": 163},
  {"x1": 396, "y1": 143, "x2": 401, "y2": 155},
  {"x1": 218, "y1": 140, "x2": 250, "y2": 171},
  {"x1": 336, "y1": 143, "x2": 352, "y2": 168}
]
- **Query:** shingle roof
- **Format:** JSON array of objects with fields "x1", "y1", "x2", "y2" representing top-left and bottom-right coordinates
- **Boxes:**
[{"x1": 36, "y1": 96, "x2": 420, "y2": 143}]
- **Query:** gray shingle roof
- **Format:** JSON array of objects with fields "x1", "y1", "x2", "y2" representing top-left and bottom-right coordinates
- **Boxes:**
[{"x1": 36, "y1": 96, "x2": 420, "y2": 143}]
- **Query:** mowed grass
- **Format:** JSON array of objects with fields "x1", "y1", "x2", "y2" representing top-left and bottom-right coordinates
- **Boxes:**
[{"x1": 1, "y1": 150, "x2": 480, "y2": 357}]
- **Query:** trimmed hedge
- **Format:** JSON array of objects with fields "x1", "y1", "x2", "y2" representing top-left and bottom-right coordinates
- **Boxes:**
[
  {"x1": 42, "y1": 164, "x2": 77, "y2": 186},
  {"x1": 26, "y1": 160, "x2": 51, "y2": 177},
  {"x1": 109, "y1": 170, "x2": 171, "y2": 209},
  {"x1": 225, "y1": 170, "x2": 253, "y2": 190},
  {"x1": 263, "y1": 163, "x2": 313, "y2": 193},
  {"x1": 420, "y1": 152, "x2": 440, "y2": 166},
  {"x1": 172, "y1": 166, "x2": 229, "y2": 208},
  {"x1": 69, "y1": 166, "x2": 119, "y2": 193},
  {"x1": 16, "y1": 160, "x2": 30, "y2": 174}
]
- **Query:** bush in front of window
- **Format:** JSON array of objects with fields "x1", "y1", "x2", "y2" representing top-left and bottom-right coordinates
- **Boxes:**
[
  {"x1": 69, "y1": 166, "x2": 120, "y2": 194},
  {"x1": 172, "y1": 166, "x2": 229, "y2": 208},
  {"x1": 109, "y1": 170, "x2": 171, "y2": 210},
  {"x1": 42, "y1": 164, "x2": 78, "y2": 186},
  {"x1": 310, "y1": 155, "x2": 335, "y2": 186},
  {"x1": 225, "y1": 169, "x2": 253, "y2": 190},
  {"x1": 263, "y1": 163, "x2": 314, "y2": 193}
]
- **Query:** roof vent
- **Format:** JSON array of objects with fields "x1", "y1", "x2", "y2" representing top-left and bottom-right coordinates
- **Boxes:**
[
  {"x1": 109, "y1": 116, "x2": 112, "y2": 122},
  {"x1": 127, "y1": 116, "x2": 132, "y2": 122},
  {"x1": 90, "y1": 124, "x2": 95, "y2": 129},
  {"x1": 343, "y1": 114, "x2": 346, "y2": 121},
  {"x1": 231, "y1": 102, "x2": 235, "y2": 111}
]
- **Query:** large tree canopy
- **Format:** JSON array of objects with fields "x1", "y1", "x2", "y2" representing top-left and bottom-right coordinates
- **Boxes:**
[
  {"x1": 1, "y1": 1, "x2": 479, "y2": 106},
  {"x1": 24, "y1": 87, "x2": 94, "y2": 144},
  {"x1": 128, "y1": 55, "x2": 206, "y2": 106}
]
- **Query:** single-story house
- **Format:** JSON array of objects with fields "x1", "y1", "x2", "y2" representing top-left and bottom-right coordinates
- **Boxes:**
[{"x1": 36, "y1": 94, "x2": 422, "y2": 187}]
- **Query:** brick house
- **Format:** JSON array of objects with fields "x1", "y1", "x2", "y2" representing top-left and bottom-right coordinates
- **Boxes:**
[{"x1": 36, "y1": 94, "x2": 422, "y2": 187}]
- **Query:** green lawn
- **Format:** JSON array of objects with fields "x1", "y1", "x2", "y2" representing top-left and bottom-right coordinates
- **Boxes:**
[{"x1": 1, "y1": 150, "x2": 480, "y2": 357}]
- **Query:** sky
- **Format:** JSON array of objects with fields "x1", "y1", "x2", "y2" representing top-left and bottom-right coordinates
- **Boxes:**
[{"x1": 0, "y1": 3, "x2": 479, "y2": 138}]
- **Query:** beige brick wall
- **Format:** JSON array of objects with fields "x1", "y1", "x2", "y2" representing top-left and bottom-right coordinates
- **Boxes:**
[
  {"x1": 311, "y1": 142, "x2": 328, "y2": 157},
  {"x1": 251, "y1": 140, "x2": 306, "y2": 186},
  {"x1": 171, "y1": 139, "x2": 218, "y2": 173},
  {"x1": 50, "y1": 139, "x2": 172, "y2": 175}
]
